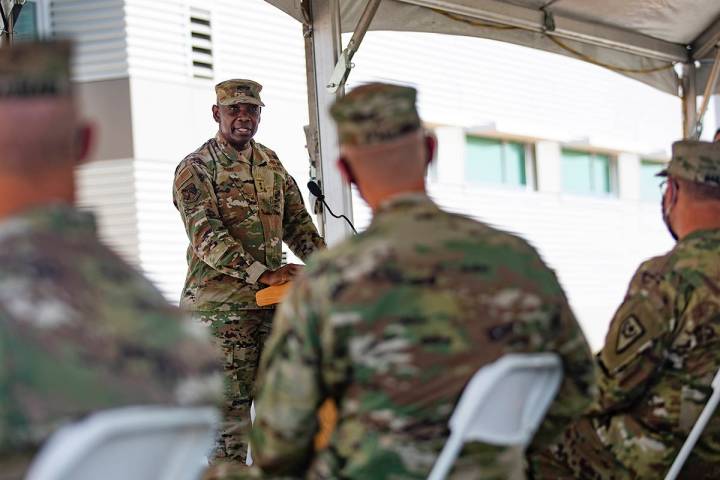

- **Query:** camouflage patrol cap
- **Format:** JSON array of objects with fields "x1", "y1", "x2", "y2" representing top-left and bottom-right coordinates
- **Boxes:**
[
  {"x1": 330, "y1": 82, "x2": 421, "y2": 146},
  {"x1": 0, "y1": 40, "x2": 72, "y2": 98},
  {"x1": 658, "y1": 140, "x2": 720, "y2": 187},
  {"x1": 215, "y1": 79, "x2": 265, "y2": 107}
]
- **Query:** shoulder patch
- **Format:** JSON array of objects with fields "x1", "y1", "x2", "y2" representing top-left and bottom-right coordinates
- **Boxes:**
[
  {"x1": 601, "y1": 297, "x2": 667, "y2": 376},
  {"x1": 176, "y1": 167, "x2": 193, "y2": 187},
  {"x1": 181, "y1": 183, "x2": 201, "y2": 205},
  {"x1": 615, "y1": 315, "x2": 645, "y2": 354}
]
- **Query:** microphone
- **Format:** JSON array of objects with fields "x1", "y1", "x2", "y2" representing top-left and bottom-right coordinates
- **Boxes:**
[{"x1": 307, "y1": 180, "x2": 358, "y2": 235}]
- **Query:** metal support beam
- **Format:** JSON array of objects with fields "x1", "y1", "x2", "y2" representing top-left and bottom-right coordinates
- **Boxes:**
[
  {"x1": 326, "y1": 0, "x2": 382, "y2": 93},
  {"x1": 303, "y1": 0, "x2": 355, "y2": 245},
  {"x1": 695, "y1": 48, "x2": 720, "y2": 138},
  {"x1": 692, "y1": 16, "x2": 720, "y2": 61},
  {"x1": 0, "y1": 0, "x2": 27, "y2": 46},
  {"x1": 682, "y1": 62, "x2": 698, "y2": 139},
  {"x1": 398, "y1": 0, "x2": 688, "y2": 63}
]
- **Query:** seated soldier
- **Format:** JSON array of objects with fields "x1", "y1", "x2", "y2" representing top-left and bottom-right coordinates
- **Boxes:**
[
  {"x1": 234, "y1": 83, "x2": 596, "y2": 479},
  {"x1": 528, "y1": 140, "x2": 720, "y2": 480},
  {"x1": 0, "y1": 41, "x2": 221, "y2": 479}
]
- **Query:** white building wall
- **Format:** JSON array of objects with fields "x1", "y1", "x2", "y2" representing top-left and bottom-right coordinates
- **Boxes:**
[
  {"x1": 59, "y1": 0, "x2": 699, "y2": 349},
  {"x1": 51, "y1": 0, "x2": 129, "y2": 81}
]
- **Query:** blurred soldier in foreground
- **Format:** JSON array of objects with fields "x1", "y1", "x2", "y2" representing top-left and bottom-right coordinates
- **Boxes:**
[
  {"x1": 0, "y1": 41, "x2": 221, "y2": 479},
  {"x1": 243, "y1": 83, "x2": 595, "y2": 479},
  {"x1": 529, "y1": 141, "x2": 720, "y2": 479},
  {"x1": 173, "y1": 79, "x2": 325, "y2": 461}
]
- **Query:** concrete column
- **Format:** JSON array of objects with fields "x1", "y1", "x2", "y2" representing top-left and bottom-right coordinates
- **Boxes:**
[
  {"x1": 434, "y1": 126, "x2": 466, "y2": 184},
  {"x1": 535, "y1": 141, "x2": 562, "y2": 194},
  {"x1": 617, "y1": 153, "x2": 641, "y2": 201}
]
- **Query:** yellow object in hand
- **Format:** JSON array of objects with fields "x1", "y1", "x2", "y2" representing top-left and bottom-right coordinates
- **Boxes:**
[{"x1": 255, "y1": 282, "x2": 293, "y2": 306}]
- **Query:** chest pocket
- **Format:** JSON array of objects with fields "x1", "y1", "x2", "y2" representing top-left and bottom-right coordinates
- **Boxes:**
[
  {"x1": 257, "y1": 171, "x2": 284, "y2": 216},
  {"x1": 214, "y1": 170, "x2": 257, "y2": 225}
]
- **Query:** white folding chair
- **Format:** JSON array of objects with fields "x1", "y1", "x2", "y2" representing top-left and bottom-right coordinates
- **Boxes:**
[
  {"x1": 26, "y1": 406, "x2": 219, "y2": 480},
  {"x1": 427, "y1": 353, "x2": 563, "y2": 480},
  {"x1": 665, "y1": 367, "x2": 720, "y2": 480},
  {"x1": 246, "y1": 401, "x2": 256, "y2": 466}
]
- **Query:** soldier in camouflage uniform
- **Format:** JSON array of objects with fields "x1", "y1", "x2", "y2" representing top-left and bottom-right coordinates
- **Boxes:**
[
  {"x1": 242, "y1": 83, "x2": 595, "y2": 479},
  {"x1": 173, "y1": 79, "x2": 325, "y2": 461},
  {"x1": 528, "y1": 140, "x2": 720, "y2": 480},
  {"x1": 0, "y1": 41, "x2": 221, "y2": 479}
]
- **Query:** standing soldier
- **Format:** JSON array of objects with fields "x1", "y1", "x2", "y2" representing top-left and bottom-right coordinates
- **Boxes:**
[
  {"x1": 246, "y1": 83, "x2": 595, "y2": 479},
  {"x1": 173, "y1": 79, "x2": 325, "y2": 461},
  {"x1": 0, "y1": 41, "x2": 221, "y2": 479},
  {"x1": 529, "y1": 141, "x2": 720, "y2": 479}
]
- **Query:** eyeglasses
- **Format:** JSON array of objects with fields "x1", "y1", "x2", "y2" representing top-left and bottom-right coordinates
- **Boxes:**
[{"x1": 659, "y1": 179, "x2": 668, "y2": 194}]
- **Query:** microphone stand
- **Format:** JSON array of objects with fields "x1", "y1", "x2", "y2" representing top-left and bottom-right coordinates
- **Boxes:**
[{"x1": 308, "y1": 181, "x2": 358, "y2": 235}]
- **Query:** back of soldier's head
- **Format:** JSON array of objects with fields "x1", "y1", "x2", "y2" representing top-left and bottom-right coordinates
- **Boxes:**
[
  {"x1": 661, "y1": 141, "x2": 720, "y2": 203},
  {"x1": 330, "y1": 82, "x2": 430, "y2": 190},
  {"x1": 0, "y1": 41, "x2": 79, "y2": 177}
]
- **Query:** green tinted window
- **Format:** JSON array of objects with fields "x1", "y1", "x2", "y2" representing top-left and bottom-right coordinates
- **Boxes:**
[
  {"x1": 14, "y1": 2, "x2": 39, "y2": 42},
  {"x1": 562, "y1": 149, "x2": 612, "y2": 195},
  {"x1": 466, "y1": 137, "x2": 526, "y2": 186},
  {"x1": 640, "y1": 160, "x2": 666, "y2": 202}
]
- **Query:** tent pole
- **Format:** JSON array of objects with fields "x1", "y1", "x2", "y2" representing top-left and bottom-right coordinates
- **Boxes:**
[
  {"x1": 682, "y1": 62, "x2": 698, "y2": 139},
  {"x1": 327, "y1": 0, "x2": 382, "y2": 93},
  {"x1": 695, "y1": 48, "x2": 720, "y2": 139},
  {"x1": 0, "y1": 3, "x2": 14, "y2": 47},
  {"x1": 303, "y1": 0, "x2": 354, "y2": 245}
]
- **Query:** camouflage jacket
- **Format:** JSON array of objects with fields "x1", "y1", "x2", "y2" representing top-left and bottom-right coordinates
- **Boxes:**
[
  {"x1": 249, "y1": 193, "x2": 595, "y2": 480},
  {"x1": 529, "y1": 228, "x2": 720, "y2": 480},
  {"x1": 173, "y1": 134, "x2": 325, "y2": 312},
  {"x1": 0, "y1": 205, "x2": 221, "y2": 478}
]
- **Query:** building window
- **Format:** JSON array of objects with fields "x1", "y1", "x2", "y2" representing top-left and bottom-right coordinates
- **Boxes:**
[
  {"x1": 465, "y1": 136, "x2": 528, "y2": 187},
  {"x1": 639, "y1": 160, "x2": 666, "y2": 202},
  {"x1": 561, "y1": 149, "x2": 614, "y2": 196},
  {"x1": 190, "y1": 8, "x2": 214, "y2": 80},
  {"x1": 12, "y1": 0, "x2": 48, "y2": 41}
]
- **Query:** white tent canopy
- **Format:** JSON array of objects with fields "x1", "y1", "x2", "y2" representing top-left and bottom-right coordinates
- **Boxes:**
[
  {"x1": 265, "y1": 0, "x2": 720, "y2": 244},
  {"x1": 267, "y1": 0, "x2": 720, "y2": 96}
]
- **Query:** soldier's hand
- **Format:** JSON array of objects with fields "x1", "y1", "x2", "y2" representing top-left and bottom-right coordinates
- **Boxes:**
[{"x1": 259, "y1": 263, "x2": 304, "y2": 286}]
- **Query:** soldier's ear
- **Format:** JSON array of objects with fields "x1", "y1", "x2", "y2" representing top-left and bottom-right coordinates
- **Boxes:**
[
  {"x1": 75, "y1": 123, "x2": 95, "y2": 165},
  {"x1": 424, "y1": 132, "x2": 437, "y2": 167},
  {"x1": 212, "y1": 104, "x2": 220, "y2": 123},
  {"x1": 337, "y1": 156, "x2": 356, "y2": 186}
]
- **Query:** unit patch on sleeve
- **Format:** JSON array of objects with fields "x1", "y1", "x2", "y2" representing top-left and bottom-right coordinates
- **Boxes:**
[{"x1": 616, "y1": 315, "x2": 646, "y2": 354}]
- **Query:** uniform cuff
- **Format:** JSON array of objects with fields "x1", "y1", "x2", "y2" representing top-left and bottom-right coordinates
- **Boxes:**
[{"x1": 246, "y1": 261, "x2": 269, "y2": 284}]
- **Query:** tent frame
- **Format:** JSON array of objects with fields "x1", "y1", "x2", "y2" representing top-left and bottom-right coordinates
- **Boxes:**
[{"x1": 296, "y1": 0, "x2": 720, "y2": 243}]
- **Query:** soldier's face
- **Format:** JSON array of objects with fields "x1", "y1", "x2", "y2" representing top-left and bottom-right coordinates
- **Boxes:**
[
  {"x1": 213, "y1": 103, "x2": 261, "y2": 148},
  {"x1": 661, "y1": 178, "x2": 679, "y2": 241}
]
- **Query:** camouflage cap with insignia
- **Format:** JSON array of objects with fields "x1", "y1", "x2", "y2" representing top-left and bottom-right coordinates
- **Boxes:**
[
  {"x1": 215, "y1": 79, "x2": 265, "y2": 107},
  {"x1": 330, "y1": 82, "x2": 421, "y2": 146},
  {"x1": 658, "y1": 140, "x2": 720, "y2": 187},
  {"x1": 0, "y1": 40, "x2": 72, "y2": 99}
]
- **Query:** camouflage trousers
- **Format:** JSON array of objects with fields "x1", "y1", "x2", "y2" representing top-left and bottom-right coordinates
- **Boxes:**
[
  {"x1": 196, "y1": 309, "x2": 275, "y2": 463},
  {"x1": 527, "y1": 418, "x2": 631, "y2": 480}
]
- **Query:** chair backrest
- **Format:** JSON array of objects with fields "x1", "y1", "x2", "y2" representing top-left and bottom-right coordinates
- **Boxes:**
[
  {"x1": 428, "y1": 353, "x2": 563, "y2": 480},
  {"x1": 665, "y1": 367, "x2": 720, "y2": 480},
  {"x1": 26, "y1": 406, "x2": 219, "y2": 480}
]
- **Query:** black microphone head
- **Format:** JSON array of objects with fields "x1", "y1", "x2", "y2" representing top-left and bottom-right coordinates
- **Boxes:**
[{"x1": 307, "y1": 180, "x2": 323, "y2": 198}]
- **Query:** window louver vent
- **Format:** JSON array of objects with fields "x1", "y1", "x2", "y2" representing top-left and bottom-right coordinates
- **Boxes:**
[{"x1": 190, "y1": 8, "x2": 213, "y2": 80}]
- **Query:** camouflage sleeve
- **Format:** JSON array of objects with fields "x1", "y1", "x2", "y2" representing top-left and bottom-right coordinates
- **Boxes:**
[
  {"x1": 250, "y1": 273, "x2": 342, "y2": 475},
  {"x1": 282, "y1": 175, "x2": 325, "y2": 261},
  {"x1": 173, "y1": 158, "x2": 268, "y2": 284},
  {"x1": 594, "y1": 257, "x2": 674, "y2": 412},
  {"x1": 530, "y1": 278, "x2": 597, "y2": 447}
]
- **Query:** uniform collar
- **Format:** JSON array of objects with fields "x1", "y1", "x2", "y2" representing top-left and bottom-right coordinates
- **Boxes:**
[
  {"x1": 215, "y1": 132, "x2": 254, "y2": 165},
  {"x1": 374, "y1": 192, "x2": 438, "y2": 217},
  {"x1": 0, "y1": 203, "x2": 96, "y2": 242},
  {"x1": 679, "y1": 227, "x2": 720, "y2": 244}
]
